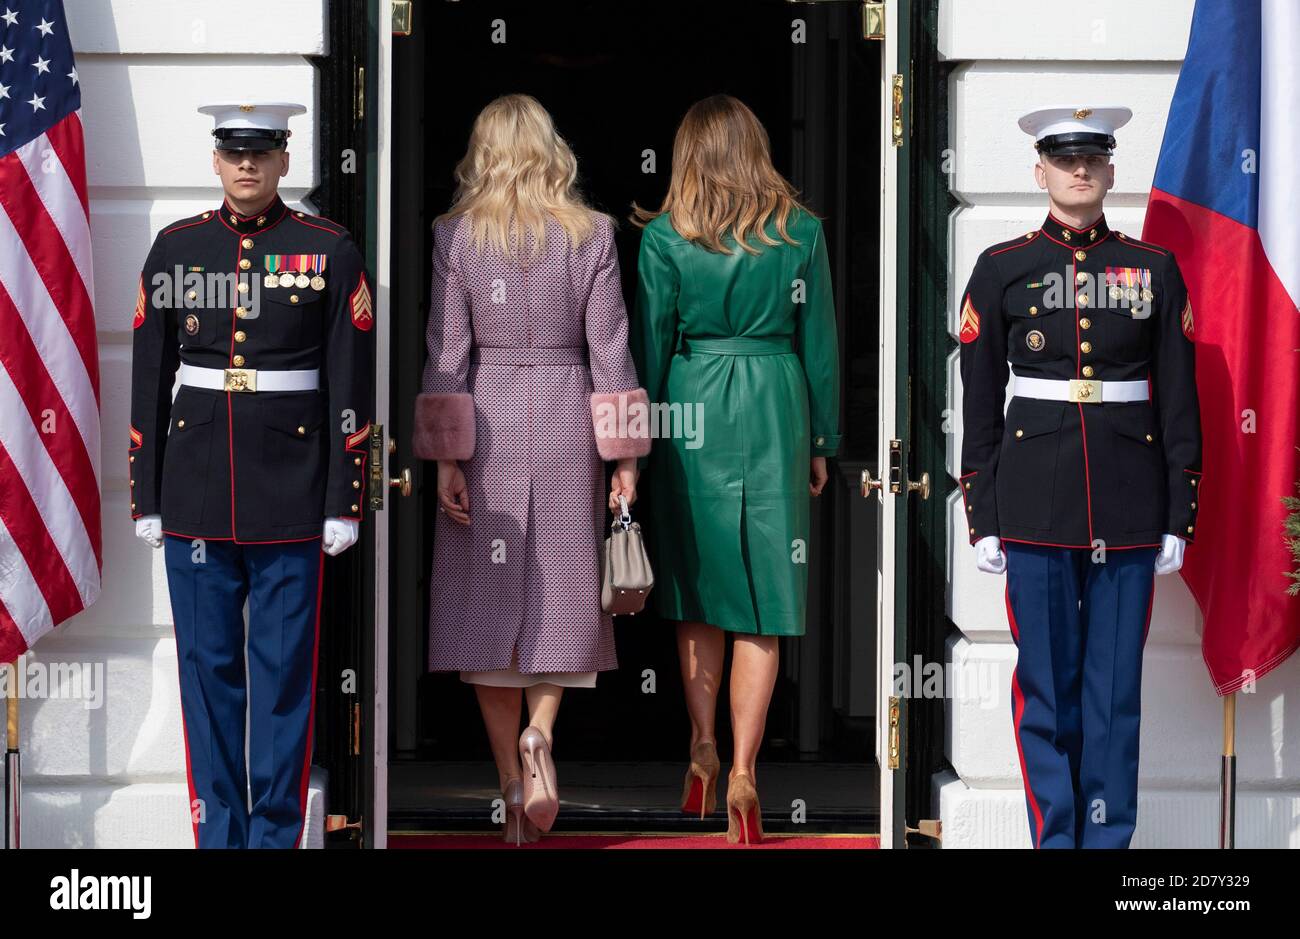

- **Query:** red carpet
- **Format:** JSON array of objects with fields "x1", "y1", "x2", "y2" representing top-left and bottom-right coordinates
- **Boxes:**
[{"x1": 389, "y1": 832, "x2": 879, "y2": 849}]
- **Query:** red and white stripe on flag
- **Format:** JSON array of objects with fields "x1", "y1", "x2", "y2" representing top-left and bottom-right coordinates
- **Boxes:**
[{"x1": 0, "y1": 87, "x2": 101, "y2": 656}]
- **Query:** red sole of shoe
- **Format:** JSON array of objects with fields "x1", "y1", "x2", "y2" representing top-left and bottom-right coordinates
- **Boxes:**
[{"x1": 681, "y1": 777, "x2": 704, "y2": 816}]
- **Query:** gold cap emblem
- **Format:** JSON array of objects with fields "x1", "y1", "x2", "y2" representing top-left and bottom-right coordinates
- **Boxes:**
[{"x1": 1074, "y1": 108, "x2": 1093, "y2": 120}]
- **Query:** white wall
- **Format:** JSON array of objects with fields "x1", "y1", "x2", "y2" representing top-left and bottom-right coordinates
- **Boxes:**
[
  {"x1": 19, "y1": 0, "x2": 325, "y2": 847},
  {"x1": 936, "y1": 0, "x2": 1300, "y2": 848}
]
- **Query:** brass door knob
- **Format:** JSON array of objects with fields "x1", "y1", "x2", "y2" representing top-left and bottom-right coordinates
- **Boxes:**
[
  {"x1": 389, "y1": 468, "x2": 412, "y2": 497},
  {"x1": 907, "y1": 472, "x2": 931, "y2": 500},
  {"x1": 861, "y1": 468, "x2": 884, "y2": 498}
]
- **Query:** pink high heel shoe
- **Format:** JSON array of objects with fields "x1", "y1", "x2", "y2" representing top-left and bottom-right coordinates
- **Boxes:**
[
  {"x1": 501, "y1": 777, "x2": 540, "y2": 845},
  {"x1": 518, "y1": 726, "x2": 559, "y2": 832}
]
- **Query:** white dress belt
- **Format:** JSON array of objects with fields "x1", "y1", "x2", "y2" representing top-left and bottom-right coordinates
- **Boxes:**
[
  {"x1": 1011, "y1": 374, "x2": 1149, "y2": 403},
  {"x1": 178, "y1": 363, "x2": 319, "y2": 392}
]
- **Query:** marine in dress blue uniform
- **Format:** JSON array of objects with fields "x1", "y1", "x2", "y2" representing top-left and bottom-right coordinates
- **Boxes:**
[
  {"x1": 958, "y1": 107, "x2": 1202, "y2": 848},
  {"x1": 129, "y1": 102, "x2": 374, "y2": 848}
]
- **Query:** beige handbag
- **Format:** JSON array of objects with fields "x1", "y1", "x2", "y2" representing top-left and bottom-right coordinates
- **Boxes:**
[{"x1": 602, "y1": 495, "x2": 654, "y2": 615}]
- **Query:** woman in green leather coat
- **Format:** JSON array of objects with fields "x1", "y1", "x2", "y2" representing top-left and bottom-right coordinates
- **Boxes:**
[{"x1": 630, "y1": 94, "x2": 841, "y2": 844}]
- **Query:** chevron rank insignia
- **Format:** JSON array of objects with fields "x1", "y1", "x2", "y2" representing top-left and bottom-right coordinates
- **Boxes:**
[
  {"x1": 959, "y1": 294, "x2": 981, "y2": 344},
  {"x1": 1181, "y1": 298, "x2": 1194, "y2": 339},
  {"x1": 350, "y1": 275, "x2": 373, "y2": 331},
  {"x1": 133, "y1": 275, "x2": 146, "y2": 329}
]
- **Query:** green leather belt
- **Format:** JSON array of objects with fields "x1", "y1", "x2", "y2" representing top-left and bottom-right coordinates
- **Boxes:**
[{"x1": 680, "y1": 336, "x2": 794, "y2": 356}]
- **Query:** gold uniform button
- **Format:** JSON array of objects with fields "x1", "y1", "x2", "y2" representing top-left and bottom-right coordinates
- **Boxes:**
[
  {"x1": 239, "y1": 258, "x2": 251, "y2": 270},
  {"x1": 969, "y1": 527, "x2": 976, "y2": 535},
  {"x1": 131, "y1": 502, "x2": 136, "y2": 510},
  {"x1": 354, "y1": 457, "x2": 362, "y2": 466},
  {"x1": 1187, "y1": 525, "x2": 1194, "y2": 534},
  {"x1": 1190, "y1": 501, "x2": 1196, "y2": 509},
  {"x1": 242, "y1": 238, "x2": 254, "y2": 249},
  {"x1": 236, "y1": 307, "x2": 248, "y2": 318},
  {"x1": 1075, "y1": 250, "x2": 1087, "y2": 262},
  {"x1": 352, "y1": 480, "x2": 361, "y2": 489},
  {"x1": 129, "y1": 479, "x2": 134, "y2": 487},
  {"x1": 1029, "y1": 306, "x2": 1038, "y2": 316},
  {"x1": 129, "y1": 455, "x2": 135, "y2": 463},
  {"x1": 237, "y1": 282, "x2": 249, "y2": 294},
  {"x1": 1081, "y1": 365, "x2": 1095, "y2": 378},
  {"x1": 815, "y1": 435, "x2": 825, "y2": 445},
  {"x1": 1145, "y1": 434, "x2": 1153, "y2": 442},
  {"x1": 1080, "y1": 317, "x2": 1092, "y2": 330},
  {"x1": 234, "y1": 331, "x2": 246, "y2": 342},
  {"x1": 1077, "y1": 293, "x2": 1089, "y2": 306},
  {"x1": 1190, "y1": 478, "x2": 1198, "y2": 487},
  {"x1": 232, "y1": 354, "x2": 245, "y2": 367},
  {"x1": 1080, "y1": 341, "x2": 1092, "y2": 353},
  {"x1": 1015, "y1": 429, "x2": 1024, "y2": 438},
  {"x1": 964, "y1": 482, "x2": 971, "y2": 489},
  {"x1": 202, "y1": 212, "x2": 210, "y2": 219},
  {"x1": 177, "y1": 419, "x2": 186, "y2": 429},
  {"x1": 351, "y1": 504, "x2": 360, "y2": 512},
  {"x1": 289, "y1": 294, "x2": 299, "y2": 304},
  {"x1": 1075, "y1": 272, "x2": 1088, "y2": 284},
  {"x1": 297, "y1": 426, "x2": 306, "y2": 435},
  {"x1": 966, "y1": 503, "x2": 972, "y2": 512}
]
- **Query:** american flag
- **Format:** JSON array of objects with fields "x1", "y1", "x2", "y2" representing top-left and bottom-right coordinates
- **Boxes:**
[{"x1": 0, "y1": 0, "x2": 99, "y2": 662}]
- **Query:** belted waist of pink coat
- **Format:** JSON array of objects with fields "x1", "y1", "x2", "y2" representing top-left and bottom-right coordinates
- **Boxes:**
[{"x1": 471, "y1": 346, "x2": 588, "y2": 365}]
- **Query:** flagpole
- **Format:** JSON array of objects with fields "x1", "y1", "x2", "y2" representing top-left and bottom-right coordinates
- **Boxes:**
[
  {"x1": 4, "y1": 663, "x2": 19, "y2": 849},
  {"x1": 1218, "y1": 692, "x2": 1235, "y2": 849}
]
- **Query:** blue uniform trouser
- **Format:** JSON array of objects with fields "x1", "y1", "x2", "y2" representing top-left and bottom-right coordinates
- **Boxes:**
[
  {"x1": 1002, "y1": 542, "x2": 1158, "y2": 849},
  {"x1": 164, "y1": 535, "x2": 323, "y2": 849}
]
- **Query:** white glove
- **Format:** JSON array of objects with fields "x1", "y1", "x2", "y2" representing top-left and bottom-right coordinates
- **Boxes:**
[
  {"x1": 322, "y1": 517, "x2": 360, "y2": 556},
  {"x1": 1154, "y1": 533, "x2": 1185, "y2": 575},
  {"x1": 974, "y1": 535, "x2": 1007, "y2": 574},
  {"x1": 135, "y1": 515, "x2": 163, "y2": 549}
]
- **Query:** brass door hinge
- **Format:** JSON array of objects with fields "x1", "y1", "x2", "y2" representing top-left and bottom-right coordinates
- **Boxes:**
[
  {"x1": 887, "y1": 694, "x2": 901, "y2": 769},
  {"x1": 326, "y1": 814, "x2": 364, "y2": 835},
  {"x1": 392, "y1": 0, "x2": 413, "y2": 36},
  {"x1": 368, "y1": 424, "x2": 386, "y2": 511},
  {"x1": 863, "y1": 1, "x2": 885, "y2": 40},
  {"x1": 354, "y1": 65, "x2": 365, "y2": 123},
  {"x1": 906, "y1": 819, "x2": 942, "y2": 844},
  {"x1": 351, "y1": 700, "x2": 362, "y2": 757},
  {"x1": 892, "y1": 74, "x2": 904, "y2": 147}
]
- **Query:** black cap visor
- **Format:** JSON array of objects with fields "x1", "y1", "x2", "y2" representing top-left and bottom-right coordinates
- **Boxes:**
[
  {"x1": 214, "y1": 128, "x2": 289, "y2": 152},
  {"x1": 1035, "y1": 132, "x2": 1116, "y2": 157}
]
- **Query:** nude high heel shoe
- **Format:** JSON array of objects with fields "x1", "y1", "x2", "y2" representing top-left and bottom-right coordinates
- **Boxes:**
[
  {"x1": 502, "y1": 777, "x2": 541, "y2": 846},
  {"x1": 519, "y1": 727, "x2": 559, "y2": 832},
  {"x1": 680, "y1": 740, "x2": 720, "y2": 819},
  {"x1": 725, "y1": 772, "x2": 764, "y2": 845}
]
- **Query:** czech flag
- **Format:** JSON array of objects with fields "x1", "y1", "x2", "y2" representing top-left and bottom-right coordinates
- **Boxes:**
[{"x1": 1143, "y1": 0, "x2": 1300, "y2": 694}]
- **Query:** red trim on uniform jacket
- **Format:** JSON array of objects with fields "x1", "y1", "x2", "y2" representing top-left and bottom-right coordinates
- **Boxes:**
[
  {"x1": 999, "y1": 536, "x2": 1163, "y2": 550},
  {"x1": 991, "y1": 232, "x2": 1039, "y2": 256},
  {"x1": 129, "y1": 425, "x2": 143, "y2": 519},
  {"x1": 289, "y1": 213, "x2": 345, "y2": 237},
  {"x1": 340, "y1": 423, "x2": 370, "y2": 521},
  {"x1": 162, "y1": 213, "x2": 217, "y2": 237},
  {"x1": 292, "y1": 550, "x2": 326, "y2": 849}
]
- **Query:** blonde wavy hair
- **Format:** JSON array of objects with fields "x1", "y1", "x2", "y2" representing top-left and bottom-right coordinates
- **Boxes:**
[
  {"x1": 438, "y1": 94, "x2": 602, "y2": 259},
  {"x1": 631, "y1": 94, "x2": 810, "y2": 254}
]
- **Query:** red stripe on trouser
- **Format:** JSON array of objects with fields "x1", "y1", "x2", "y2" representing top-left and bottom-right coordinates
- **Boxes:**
[
  {"x1": 0, "y1": 441, "x2": 84, "y2": 623},
  {"x1": 0, "y1": 282, "x2": 102, "y2": 568},
  {"x1": 292, "y1": 549, "x2": 325, "y2": 849},
  {"x1": 1005, "y1": 583, "x2": 1045, "y2": 848}
]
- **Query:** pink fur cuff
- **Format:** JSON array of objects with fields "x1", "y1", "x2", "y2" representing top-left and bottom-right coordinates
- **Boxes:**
[
  {"x1": 413, "y1": 392, "x2": 475, "y2": 461},
  {"x1": 590, "y1": 388, "x2": 652, "y2": 460}
]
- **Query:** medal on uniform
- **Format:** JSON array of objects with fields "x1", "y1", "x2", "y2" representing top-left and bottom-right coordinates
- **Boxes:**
[
  {"x1": 264, "y1": 273, "x2": 278, "y2": 289},
  {"x1": 1026, "y1": 329, "x2": 1045, "y2": 351},
  {"x1": 185, "y1": 313, "x2": 200, "y2": 335},
  {"x1": 310, "y1": 275, "x2": 326, "y2": 291},
  {"x1": 1110, "y1": 286, "x2": 1124, "y2": 301},
  {"x1": 295, "y1": 273, "x2": 310, "y2": 289},
  {"x1": 279, "y1": 272, "x2": 295, "y2": 288}
]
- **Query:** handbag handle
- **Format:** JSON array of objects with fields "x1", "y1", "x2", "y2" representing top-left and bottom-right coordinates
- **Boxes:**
[{"x1": 615, "y1": 494, "x2": 632, "y2": 531}]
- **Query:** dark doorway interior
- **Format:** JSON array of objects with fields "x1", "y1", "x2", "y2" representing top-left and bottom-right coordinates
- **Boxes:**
[{"x1": 388, "y1": 0, "x2": 881, "y2": 830}]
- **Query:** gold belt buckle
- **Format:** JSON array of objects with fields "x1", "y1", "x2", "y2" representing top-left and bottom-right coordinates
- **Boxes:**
[
  {"x1": 1068, "y1": 378, "x2": 1101, "y2": 403},
  {"x1": 223, "y1": 367, "x2": 258, "y2": 392}
]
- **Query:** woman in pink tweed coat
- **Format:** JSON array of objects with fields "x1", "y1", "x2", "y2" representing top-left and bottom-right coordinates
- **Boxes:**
[{"x1": 411, "y1": 95, "x2": 651, "y2": 842}]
